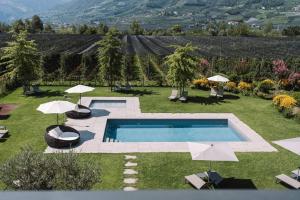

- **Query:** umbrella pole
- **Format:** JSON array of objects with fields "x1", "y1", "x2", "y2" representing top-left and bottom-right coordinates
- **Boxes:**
[
  {"x1": 80, "y1": 93, "x2": 81, "y2": 105},
  {"x1": 56, "y1": 114, "x2": 59, "y2": 125}
]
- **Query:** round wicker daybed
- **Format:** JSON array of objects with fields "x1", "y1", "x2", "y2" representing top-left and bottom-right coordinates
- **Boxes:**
[
  {"x1": 65, "y1": 104, "x2": 91, "y2": 119},
  {"x1": 45, "y1": 125, "x2": 80, "y2": 148}
]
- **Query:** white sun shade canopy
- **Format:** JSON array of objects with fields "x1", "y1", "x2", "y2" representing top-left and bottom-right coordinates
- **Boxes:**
[
  {"x1": 65, "y1": 85, "x2": 95, "y2": 94},
  {"x1": 188, "y1": 143, "x2": 239, "y2": 162},
  {"x1": 37, "y1": 101, "x2": 76, "y2": 114},
  {"x1": 208, "y1": 75, "x2": 229, "y2": 83},
  {"x1": 273, "y1": 137, "x2": 300, "y2": 156}
]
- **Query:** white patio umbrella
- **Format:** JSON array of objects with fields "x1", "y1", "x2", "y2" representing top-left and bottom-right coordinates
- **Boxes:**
[
  {"x1": 188, "y1": 143, "x2": 239, "y2": 171},
  {"x1": 208, "y1": 75, "x2": 229, "y2": 83},
  {"x1": 273, "y1": 137, "x2": 300, "y2": 179},
  {"x1": 65, "y1": 85, "x2": 95, "y2": 105},
  {"x1": 37, "y1": 101, "x2": 76, "y2": 124}
]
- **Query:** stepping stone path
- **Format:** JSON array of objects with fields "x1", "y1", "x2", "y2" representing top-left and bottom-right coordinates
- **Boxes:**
[
  {"x1": 125, "y1": 161, "x2": 138, "y2": 167},
  {"x1": 124, "y1": 178, "x2": 138, "y2": 184},
  {"x1": 123, "y1": 155, "x2": 139, "y2": 191},
  {"x1": 124, "y1": 169, "x2": 138, "y2": 175}
]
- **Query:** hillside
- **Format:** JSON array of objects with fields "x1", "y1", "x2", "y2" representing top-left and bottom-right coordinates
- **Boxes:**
[
  {"x1": 0, "y1": 0, "x2": 71, "y2": 22},
  {"x1": 43, "y1": 0, "x2": 300, "y2": 28}
]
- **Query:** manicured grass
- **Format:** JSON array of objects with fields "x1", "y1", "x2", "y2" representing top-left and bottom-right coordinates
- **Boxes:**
[{"x1": 0, "y1": 86, "x2": 300, "y2": 190}]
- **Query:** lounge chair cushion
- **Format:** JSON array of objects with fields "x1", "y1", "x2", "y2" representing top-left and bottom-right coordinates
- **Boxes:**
[
  {"x1": 75, "y1": 105, "x2": 90, "y2": 113},
  {"x1": 48, "y1": 127, "x2": 63, "y2": 139},
  {"x1": 58, "y1": 132, "x2": 80, "y2": 141},
  {"x1": 48, "y1": 127, "x2": 79, "y2": 141},
  {"x1": 185, "y1": 174, "x2": 207, "y2": 189},
  {"x1": 276, "y1": 174, "x2": 300, "y2": 189}
]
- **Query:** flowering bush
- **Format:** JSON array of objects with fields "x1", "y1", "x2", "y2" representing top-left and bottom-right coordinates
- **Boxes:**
[
  {"x1": 279, "y1": 79, "x2": 292, "y2": 90},
  {"x1": 288, "y1": 72, "x2": 300, "y2": 89},
  {"x1": 225, "y1": 81, "x2": 237, "y2": 92},
  {"x1": 238, "y1": 81, "x2": 252, "y2": 95},
  {"x1": 193, "y1": 78, "x2": 210, "y2": 89},
  {"x1": 258, "y1": 79, "x2": 275, "y2": 93},
  {"x1": 273, "y1": 95, "x2": 297, "y2": 109},
  {"x1": 273, "y1": 59, "x2": 290, "y2": 79}
]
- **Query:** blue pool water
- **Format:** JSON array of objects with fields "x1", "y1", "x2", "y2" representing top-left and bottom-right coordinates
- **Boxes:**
[
  {"x1": 104, "y1": 119, "x2": 246, "y2": 142},
  {"x1": 90, "y1": 100, "x2": 126, "y2": 109}
]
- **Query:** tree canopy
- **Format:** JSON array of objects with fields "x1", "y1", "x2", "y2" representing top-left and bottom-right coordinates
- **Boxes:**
[
  {"x1": 97, "y1": 31, "x2": 124, "y2": 90},
  {"x1": 0, "y1": 30, "x2": 41, "y2": 92},
  {"x1": 165, "y1": 43, "x2": 198, "y2": 94}
]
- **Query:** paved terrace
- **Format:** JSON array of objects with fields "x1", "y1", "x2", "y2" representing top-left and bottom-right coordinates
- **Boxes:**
[{"x1": 45, "y1": 97, "x2": 277, "y2": 153}]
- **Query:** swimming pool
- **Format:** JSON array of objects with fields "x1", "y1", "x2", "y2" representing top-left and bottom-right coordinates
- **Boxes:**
[
  {"x1": 89, "y1": 100, "x2": 126, "y2": 109},
  {"x1": 104, "y1": 119, "x2": 246, "y2": 142}
]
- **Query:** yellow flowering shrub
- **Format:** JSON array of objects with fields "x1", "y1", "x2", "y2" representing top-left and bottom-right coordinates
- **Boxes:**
[
  {"x1": 238, "y1": 81, "x2": 252, "y2": 91},
  {"x1": 273, "y1": 95, "x2": 297, "y2": 109},
  {"x1": 225, "y1": 82, "x2": 237, "y2": 91},
  {"x1": 258, "y1": 79, "x2": 275, "y2": 92},
  {"x1": 193, "y1": 78, "x2": 209, "y2": 88}
]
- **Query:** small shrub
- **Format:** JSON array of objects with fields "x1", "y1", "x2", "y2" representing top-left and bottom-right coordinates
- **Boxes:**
[
  {"x1": 224, "y1": 81, "x2": 238, "y2": 93},
  {"x1": 280, "y1": 96, "x2": 297, "y2": 109},
  {"x1": 258, "y1": 79, "x2": 275, "y2": 93},
  {"x1": 238, "y1": 81, "x2": 252, "y2": 95},
  {"x1": 0, "y1": 147, "x2": 100, "y2": 190},
  {"x1": 193, "y1": 78, "x2": 210, "y2": 89},
  {"x1": 291, "y1": 92, "x2": 300, "y2": 106},
  {"x1": 273, "y1": 95, "x2": 297, "y2": 109}
]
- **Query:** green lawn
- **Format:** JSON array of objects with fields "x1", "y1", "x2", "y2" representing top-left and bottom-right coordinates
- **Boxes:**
[{"x1": 0, "y1": 86, "x2": 300, "y2": 190}]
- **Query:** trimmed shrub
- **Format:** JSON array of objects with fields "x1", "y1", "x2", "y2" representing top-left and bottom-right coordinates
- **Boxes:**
[
  {"x1": 225, "y1": 81, "x2": 238, "y2": 93},
  {"x1": 238, "y1": 81, "x2": 252, "y2": 95},
  {"x1": 257, "y1": 79, "x2": 275, "y2": 93},
  {"x1": 193, "y1": 78, "x2": 210, "y2": 90}
]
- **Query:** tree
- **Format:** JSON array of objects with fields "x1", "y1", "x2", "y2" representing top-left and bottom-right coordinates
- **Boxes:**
[
  {"x1": 130, "y1": 20, "x2": 144, "y2": 35},
  {"x1": 264, "y1": 22, "x2": 273, "y2": 35},
  {"x1": 11, "y1": 19, "x2": 25, "y2": 33},
  {"x1": 170, "y1": 24, "x2": 182, "y2": 34},
  {"x1": 0, "y1": 22, "x2": 10, "y2": 33},
  {"x1": 97, "y1": 23, "x2": 109, "y2": 35},
  {"x1": 97, "y1": 31, "x2": 123, "y2": 91},
  {"x1": 165, "y1": 43, "x2": 198, "y2": 95},
  {"x1": 31, "y1": 15, "x2": 44, "y2": 33},
  {"x1": 24, "y1": 19, "x2": 32, "y2": 33},
  {"x1": 44, "y1": 23, "x2": 55, "y2": 33},
  {"x1": 123, "y1": 55, "x2": 142, "y2": 85},
  {"x1": 0, "y1": 31, "x2": 41, "y2": 94}
]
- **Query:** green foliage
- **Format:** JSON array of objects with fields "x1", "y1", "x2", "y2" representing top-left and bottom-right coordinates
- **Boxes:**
[
  {"x1": 130, "y1": 20, "x2": 144, "y2": 35},
  {"x1": 11, "y1": 20, "x2": 26, "y2": 33},
  {"x1": 0, "y1": 147, "x2": 100, "y2": 190},
  {"x1": 165, "y1": 43, "x2": 198, "y2": 94},
  {"x1": 0, "y1": 30, "x2": 41, "y2": 91},
  {"x1": 97, "y1": 32, "x2": 124, "y2": 89},
  {"x1": 31, "y1": 15, "x2": 44, "y2": 33}
]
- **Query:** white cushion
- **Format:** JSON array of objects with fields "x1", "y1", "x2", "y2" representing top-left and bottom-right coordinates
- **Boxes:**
[
  {"x1": 74, "y1": 104, "x2": 80, "y2": 111},
  {"x1": 48, "y1": 127, "x2": 63, "y2": 139},
  {"x1": 58, "y1": 132, "x2": 79, "y2": 141},
  {"x1": 77, "y1": 108, "x2": 90, "y2": 113}
]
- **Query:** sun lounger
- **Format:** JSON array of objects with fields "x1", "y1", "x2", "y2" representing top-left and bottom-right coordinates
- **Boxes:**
[
  {"x1": 179, "y1": 91, "x2": 188, "y2": 102},
  {"x1": 206, "y1": 171, "x2": 224, "y2": 185},
  {"x1": 210, "y1": 87, "x2": 223, "y2": 98},
  {"x1": 0, "y1": 126, "x2": 8, "y2": 139},
  {"x1": 196, "y1": 171, "x2": 224, "y2": 186},
  {"x1": 275, "y1": 174, "x2": 300, "y2": 189},
  {"x1": 168, "y1": 90, "x2": 178, "y2": 101},
  {"x1": 185, "y1": 174, "x2": 209, "y2": 189}
]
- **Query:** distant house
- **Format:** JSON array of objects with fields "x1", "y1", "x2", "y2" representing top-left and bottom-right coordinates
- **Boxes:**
[
  {"x1": 246, "y1": 17, "x2": 261, "y2": 28},
  {"x1": 227, "y1": 20, "x2": 240, "y2": 26}
]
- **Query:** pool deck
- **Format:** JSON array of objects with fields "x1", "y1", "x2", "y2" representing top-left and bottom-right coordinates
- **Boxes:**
[{"x1": 45, "y1": 97, "x2": 277, "y2": 153}]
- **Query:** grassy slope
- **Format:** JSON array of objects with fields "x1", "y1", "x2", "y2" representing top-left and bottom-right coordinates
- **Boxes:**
[{"x1": 0, "y1": 86, "x2": 300, "y2": 190}]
